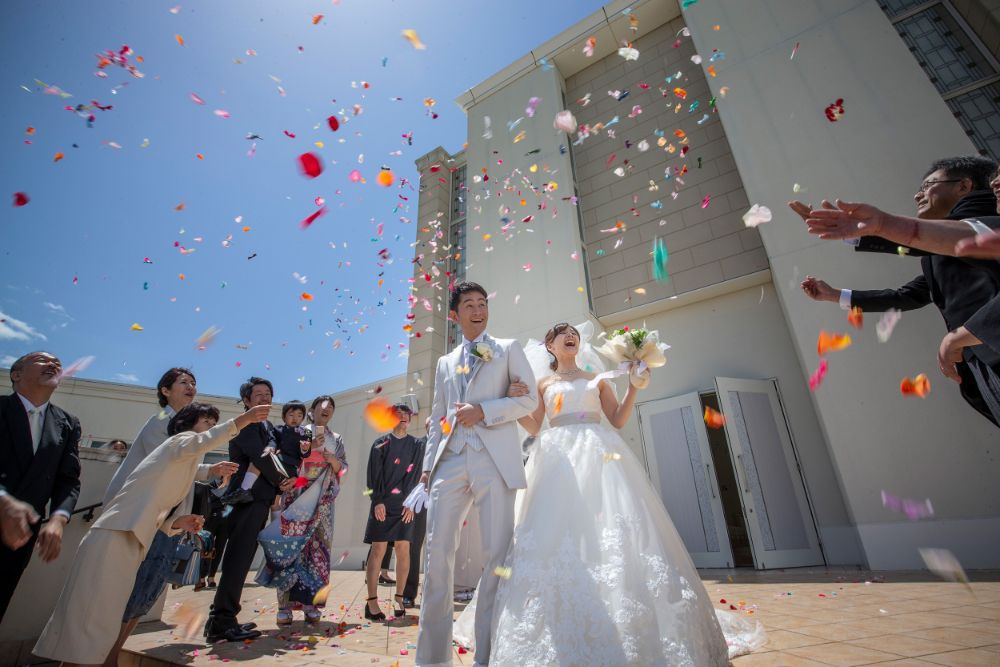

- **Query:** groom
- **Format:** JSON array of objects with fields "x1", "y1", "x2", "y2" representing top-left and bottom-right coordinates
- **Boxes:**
[{"x1": 412, "y1": 282, "x2": 537, "y2": 667}]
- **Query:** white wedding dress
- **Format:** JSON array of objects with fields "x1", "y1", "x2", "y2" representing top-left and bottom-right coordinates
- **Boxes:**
[{"x1": 453, "y1": 376, "x2": 765, "y2": 666}]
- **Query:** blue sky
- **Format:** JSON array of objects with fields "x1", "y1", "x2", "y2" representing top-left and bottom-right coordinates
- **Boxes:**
[{"x1": 0, "y1": 0, "x2": 609, "y2": 401}]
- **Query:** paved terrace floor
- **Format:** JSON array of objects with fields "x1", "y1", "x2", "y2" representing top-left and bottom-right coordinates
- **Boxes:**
[{"x1": 108, "y1": 567, "x2": 1000, "y2": 667}]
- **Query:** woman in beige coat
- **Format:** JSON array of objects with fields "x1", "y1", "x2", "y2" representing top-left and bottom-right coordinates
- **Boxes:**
[{"x1": 34, "y1": 402, "x2": 271, "y2": 667}]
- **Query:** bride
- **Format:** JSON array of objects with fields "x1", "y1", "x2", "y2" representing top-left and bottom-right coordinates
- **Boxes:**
[{"x1": 453, "y1": 322, "x2": 764, "y2": 665}]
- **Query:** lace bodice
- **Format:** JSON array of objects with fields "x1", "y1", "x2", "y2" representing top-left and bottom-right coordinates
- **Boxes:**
[{"x1": 543, "y1": 377, "x2": 603, "y2": 425}]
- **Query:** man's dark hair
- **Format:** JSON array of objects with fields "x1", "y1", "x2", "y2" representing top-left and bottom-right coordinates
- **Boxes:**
[
  {"x1": 449, "y1": 281, "x2": 488, "y2": 312},
  {"x1": 156, "y1": 367, "x2": 196, "y2": 408},
  {"x1": 282, "y1": 400, "x2": 307, "y2": 419},
  {"x1": 168, "y1": 402, "x2": 221, "y2": 436},
  {"x1": 392, "y1": 403, "x2": 413, "y2": 417},
  {"x1": 926, "y1": 156, "x2": 998, "y2": 190},
  {"x1": 239, "y1": 376, "x2": 274, "y2": 404},
  {"x1": 8, "y1": 351, "x2": 57, "y2": 382}
]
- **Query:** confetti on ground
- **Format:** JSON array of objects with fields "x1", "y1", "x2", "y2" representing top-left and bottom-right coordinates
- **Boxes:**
[{"x1": 900, "y1": 374, "x2": 930, "y2": 398}]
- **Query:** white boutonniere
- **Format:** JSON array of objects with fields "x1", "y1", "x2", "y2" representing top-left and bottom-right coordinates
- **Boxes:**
[{"x1": 471, "y1": 342, "x2": 494, "y2": 362}]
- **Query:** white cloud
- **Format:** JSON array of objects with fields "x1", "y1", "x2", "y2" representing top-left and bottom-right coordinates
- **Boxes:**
[
  {"x1": 116, "y1": 373, "x2": 140, "y2": 383},
  {"x1": 0, "y1": 310, "x2": 48, "y2": 342},
  {"x1": 1, "y1": 355, "x2": 17, "y2": 367},
  {"x1": 42, "y1": 302, "x2": 66, "y2": 313}
]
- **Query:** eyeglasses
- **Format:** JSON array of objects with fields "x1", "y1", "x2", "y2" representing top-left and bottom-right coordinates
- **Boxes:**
[{"x1": 918, "y1": 179, "x2": 962, "y2": 193}]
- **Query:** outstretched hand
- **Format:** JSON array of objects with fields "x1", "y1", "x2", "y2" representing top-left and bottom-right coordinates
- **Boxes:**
[
  {"x1": 955, "y1": 230, "x2": 1000, "y2": 259},
  {"x1": 803, "y1": 200, "x2": 887, "y2": 240},
  {"x1": 801, "y1": 276, "x2": 838, "y2": 302}
]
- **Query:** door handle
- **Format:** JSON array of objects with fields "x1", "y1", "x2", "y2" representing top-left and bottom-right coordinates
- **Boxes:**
[{"x1": 706, "y1": 463, "x2": 719, "y2": 499}]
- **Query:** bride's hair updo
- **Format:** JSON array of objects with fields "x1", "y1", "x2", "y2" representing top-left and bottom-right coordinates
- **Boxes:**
[{"x1": 544, "y1": 323, "x2": 580, "y2": 370}]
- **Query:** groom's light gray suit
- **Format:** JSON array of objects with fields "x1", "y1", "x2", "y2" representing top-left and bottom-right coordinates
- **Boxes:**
[{"x1": 416, "y1": 333, "x2": 536, "y2": 667}]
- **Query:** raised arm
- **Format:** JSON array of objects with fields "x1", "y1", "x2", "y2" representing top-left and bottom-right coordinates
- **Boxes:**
[
  {"x1": 802, "y1": 200, "x2": 979, "y2": 256},
  {"x1": 599, "y1": 378, "x2": 640, "y2": 429}
]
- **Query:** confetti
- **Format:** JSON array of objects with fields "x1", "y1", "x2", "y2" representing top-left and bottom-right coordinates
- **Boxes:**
[
  {"x1": 195, "y1": 325, "x2": 222, "y2": 350},
  {"x1": 791, "y1": 42, "x2": 800, "y2": 59},
  {"x1": 494, "y1": 566, "x2": 512, "y2": 579},
  {"x1": 817, "y1": 331, "x2": 851, "y2": 356},
  {"x1": 900, "y1": 374, "x2": 930, "y2": 398},
  {"x1": 583, "y1": 36, "x2": 596, "y2": 57},
  {"x1": 653, "y1": 237, "x2": 669, "y2": 282},
  {"x1": 704, "y1": 406, "x2": 725, "y2": 429},
  {"x1": 848, "y1": 307, "x2": 863, "y2": 330},
  {"x1": 175, "y1": 34, "x2": 185, "y2": 47},
  {"x1": 300, "y1": 206, "x2": 327, "y2": 230},
  {"x1": 551, "y1": 393, "x2": 564, "y2": 416},
  {"x1": 825, "y1": 98, "x2": 845, "y2": 122},
  {"x1": 53, "y1": 152, "x2": 65, "y2": 163},
  {"x1": 881, "y1": 490, "x2": 934, "y2": 520},
  {"x1": 327, "y1": 115, "x2": 340, "y2": 132},
  {"x1": 876, "y1": 309, "x2": 901, "y2": 343},
  {"x1": 401, "y1": 29, "x2": 426, "y2": 50},
  {"x1": 129, "y1": 323, "x2": 144, "y2": 331},
  {"x1": 311, "y1": 14, "x2": 323, "y2": 24},
  {"x1": 808, "y1": 359, "x2": 828, "y2": 391},
  {"x1": 364, "y1": 397, "x2": 401, "y2": 431},
  {"x1": 919, "y1": 548, "x2": 972, "y2": 592},
  {"x1": 701, "y1": 195, "x2": 711, "y2": 209},
  {"x1": 13, "y1": 192, "x2": 29, "y2": 207},
  {"x1": 742, "y1": 204, "x2": 772, "y2": 228},
  {"x1": 298, "y1": 152, "x2": 323, "y2": 178},
  {"x1": 56, "y1": 356, "x2": 95, "y2": 381},
  {"x1": 553, "y1": 110, "x2": 576, "y2": 134},
  {"x1": 376, "y1": 168, "x2": 395, "y2": 187}
]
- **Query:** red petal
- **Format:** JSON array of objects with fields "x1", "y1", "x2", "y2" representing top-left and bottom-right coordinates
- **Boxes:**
[
  {"x1": 327, "y1": 116, "x2": 340, "y2": 131},
  {"x1": 300, "y1": 206, "x2": 327, "y2": 229},
  {"x1": 13, "y1": 192, "x2": 29, "y2": 207},
  {"x1": 298, "y1": 152, "x2": 323, "y2": 178}
]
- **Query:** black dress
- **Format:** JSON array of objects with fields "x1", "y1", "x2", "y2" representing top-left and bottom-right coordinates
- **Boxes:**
[{"x1": 363, "y1": 434, "x2": 424, "y2": 543}]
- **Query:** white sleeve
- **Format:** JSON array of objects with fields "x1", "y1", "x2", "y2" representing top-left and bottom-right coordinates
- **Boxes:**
[
  {"x1": 963, "y1": 218, "x2": 994, "y2": 235},
  {"x1": 839, "y1": 289, "x2": 853, "y2": 311}
]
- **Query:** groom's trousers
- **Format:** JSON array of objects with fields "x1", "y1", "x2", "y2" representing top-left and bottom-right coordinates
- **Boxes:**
[{"x1": 416, "y1": 445, "x2": 515, "y2": 667}]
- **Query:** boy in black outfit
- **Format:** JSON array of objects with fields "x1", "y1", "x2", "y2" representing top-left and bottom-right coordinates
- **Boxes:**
[{"x1": 273, "y1": 400, "x2": 310, "y2": 474}]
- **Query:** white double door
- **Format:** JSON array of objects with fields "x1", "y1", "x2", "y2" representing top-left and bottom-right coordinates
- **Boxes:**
[{"x1": 638, "y1": 377, "x2": 823, "y2": 569}]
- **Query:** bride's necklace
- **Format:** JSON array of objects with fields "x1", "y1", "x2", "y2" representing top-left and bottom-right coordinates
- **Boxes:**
[{"x1": 555, "y1": 367, "x2": 581, "y2": 376}]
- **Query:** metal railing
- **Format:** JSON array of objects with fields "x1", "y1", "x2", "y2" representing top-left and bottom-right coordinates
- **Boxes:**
[{"x1": 41, "y1": 501, "x2": 102, "y2": 524}]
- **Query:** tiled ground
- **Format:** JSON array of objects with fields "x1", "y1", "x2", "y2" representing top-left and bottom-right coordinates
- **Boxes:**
[{"x1": 120, "y1": 568, "x2": 1000, "y2": 667}]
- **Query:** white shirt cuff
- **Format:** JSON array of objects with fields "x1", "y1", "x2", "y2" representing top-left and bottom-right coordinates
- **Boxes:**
[
  {"x1": 839, "y1": 289, "x2": 853, "y2": 311},
  {"x1": 963, "y1": 218, "x2": 993, "y2": 235},
  {"x1": 843, "y1": 238, "x2": 861, "y2": 246},
  {"x1": 52, "y1": 509, "x2": 71, "y2": 521}
]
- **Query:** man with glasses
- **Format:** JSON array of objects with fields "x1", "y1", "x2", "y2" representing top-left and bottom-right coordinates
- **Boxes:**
[{"x1": 794, "y1": 155, "x2": 1000, "y2": 426}]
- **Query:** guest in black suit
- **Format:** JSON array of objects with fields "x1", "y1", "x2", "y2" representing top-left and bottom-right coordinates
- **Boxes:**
[
  {"x1": 0, "y1": 351, "x2": 82, "y2": 621},
  {"x1": 795, "y1": 156, "x2": 1000, "y2": 426},
  {"x1": 204, "y1": 377, "x2": 292, "y2": 643}
]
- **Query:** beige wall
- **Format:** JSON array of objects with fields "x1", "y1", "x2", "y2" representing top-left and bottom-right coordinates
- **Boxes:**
[
  {"x1": 568, "y1": 19, "x2": 767, "y2": 317},
  {"x1": 682, "y1": 0, "x2": 1000, "y2": 568}
]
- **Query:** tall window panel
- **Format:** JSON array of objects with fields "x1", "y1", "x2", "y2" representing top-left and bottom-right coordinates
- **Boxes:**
[
  {"x1": 879, "y1": 0, "x2": 1000, "y2": 158},
  {"x1": 448, "y1": 165, "x2": 467, "y2": 348}
]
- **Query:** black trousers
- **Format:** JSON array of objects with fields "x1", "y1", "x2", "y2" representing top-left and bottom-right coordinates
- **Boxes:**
[
  {"x1": 967, "y1": 356, "x2": 1000, "y2": 426},
  {"x1": 0, "y1": 531, "x2": 37, "y2": 622},
  {"x1": 958, "y1": 359, "x2": 999, "y2": 427},
  {"x1": 208, "y1": 499, "x2": 270, "y2": 627},
  {"x1": 403, "y1": 509, "x2": 426, "y2": 600},
  {"x1": 202, "y1": 516, "x2": 230, "y2": 579}
]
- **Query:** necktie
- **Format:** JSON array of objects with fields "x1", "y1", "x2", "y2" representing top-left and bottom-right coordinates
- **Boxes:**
[
  {"x1": 28, "y1": 407, "x2": 43, "y2": 452},
  {"x1": 460, "y1": 342, "x2": 471, "y2": 398}
]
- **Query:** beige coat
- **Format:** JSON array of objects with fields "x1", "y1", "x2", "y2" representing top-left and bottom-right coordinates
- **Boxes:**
[{"x1": 95, "y1": 419, "x2": 238, "y2": 549}]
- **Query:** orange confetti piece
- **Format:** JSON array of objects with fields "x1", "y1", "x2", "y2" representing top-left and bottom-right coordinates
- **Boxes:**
[
  {"x1": 26, "y1": 127, "x2": 36, "y2": 135},
  {"x1": 817, "y1": 330, "x2": 852, "y2": 356},
  {"x1": 174, "y1": 202, "x2": 186, "y2": 211},
  {"x1": 848, "y1": 307, "x2": 863, "y2": 330},
  {"x1": 674, "y1": 129, "x2": 686, "y2": 139},
  {"x1": 175, "y1": 34, "x2": 185, "y2": 47},
  {"x1": 704, "y1": 406, "x2": 726, "y2": 429},
  {"x1": 440, "y1": 418, "x2": 452, "y2": 435},
  {"x1": 900, "y1": 374, "x2": 930, "y2": 398},
  {"x1": 376, "y1": 169, "x2": 395, "y2": 187},
  {"x1": 552, "y1": 392, "x2": 564, "y2": 416},
  {"x1": 312, "y1": 583, "x2": 331, "y2": 606},
  {"x1": 196, "y1": 153, "x2": 204, "y2": 160},
  {"x1": 364, "y1": 397, "x2": 401, "y2": 432},
  {"x1": 300, "y1": 292, "x2": 314, "y2": 301},
  {"x1": 707, "y1": 65, "x2": 717, "y2": 77},
  {"x1": 401, "y1": 29, "x2": 426, "y2": 50},
  {"x1": 52, "y1": 152, "x2": 64, "y2": 163},
  {"x1": 311, "y1": 14, "x2": 323, "y2": 24}
]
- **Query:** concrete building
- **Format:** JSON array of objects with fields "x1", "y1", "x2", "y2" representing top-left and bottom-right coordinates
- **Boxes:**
[{"x1": 405, "y1": 0, "x2": 1000, "y2": 574}]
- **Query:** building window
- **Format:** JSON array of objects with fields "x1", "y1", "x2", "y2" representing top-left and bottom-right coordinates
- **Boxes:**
[{"x1": 879, "y1": 0, "x2": 1000, "y2": 157}]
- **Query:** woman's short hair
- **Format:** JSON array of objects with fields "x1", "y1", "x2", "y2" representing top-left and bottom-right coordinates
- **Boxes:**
[
  {"x1": 168, "y1": 402, "x2": 221, "y2": 436},
  {"x1": 543, "y1": 323, "x2": 580, "y2": 370},
  {"x1": 282, "y1": 400, "x2": 307, "y2": 419},
  {"x1": 309, "y1": 395, "x2": 336, "y2": 420},
  {"x1": 156, "y1": 367, "x2": 196, "y2": 408}
]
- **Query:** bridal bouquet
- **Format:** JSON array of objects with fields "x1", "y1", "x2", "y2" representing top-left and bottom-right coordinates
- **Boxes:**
[{"x1": 594, "y1": 326, "x2": 670, "y2": 389}]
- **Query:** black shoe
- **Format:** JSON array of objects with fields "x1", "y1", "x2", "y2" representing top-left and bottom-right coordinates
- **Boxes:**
[
  {"x1": 378, "y1": 575, "x2": 396, "y2": 585},
  {"x1": 401, "y1": 596, "x2": 415, "y2": 607},
  {"x1": 393, "y1": 594, "x2": 407, "y2": 617},
  {"x1": 220, "y1": 488, "x2": 254, "y2": 506},
  {"x1": 364, "y1": 596, "x2": 386, "y2": 622},
  {"x1": 241, "y1": 623, "x2": 257, "y2": 632},
  {"x1": 205, "y1": 625, "x2": 262, "y2": 643}
]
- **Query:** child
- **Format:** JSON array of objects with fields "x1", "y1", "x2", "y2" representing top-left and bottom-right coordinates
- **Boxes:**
[{"x1": 222, "y1": 402, "x2": 309, "y2": 506}]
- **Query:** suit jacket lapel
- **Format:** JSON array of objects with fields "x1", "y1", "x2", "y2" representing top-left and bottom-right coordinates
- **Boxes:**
[
  {"x1": 464, "y1": 335, "x2": 492, "y2": 396},
  {"x1": 3, "y1": 394, "x2": 35, "y2": 470},
  {"x1": 448, "y1": 346, "x2": 465, "y2": 400}
]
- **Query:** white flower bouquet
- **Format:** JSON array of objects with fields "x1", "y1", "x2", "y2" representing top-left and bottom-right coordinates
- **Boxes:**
[{"x1": 594, "y1": 326, "x2": 670, "y2": 389}]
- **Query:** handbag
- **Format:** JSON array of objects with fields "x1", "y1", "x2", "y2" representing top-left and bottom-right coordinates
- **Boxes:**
[{"x1": 167, "y1": 530, "x2": 213, "y2": 587}]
